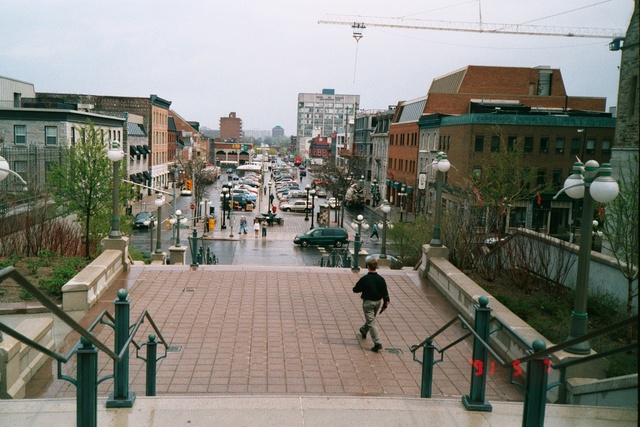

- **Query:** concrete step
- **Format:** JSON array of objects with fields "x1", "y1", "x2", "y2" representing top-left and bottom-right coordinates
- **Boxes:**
[{"x1": 0, "y1": 395, "x2": 637, "y2": 427}]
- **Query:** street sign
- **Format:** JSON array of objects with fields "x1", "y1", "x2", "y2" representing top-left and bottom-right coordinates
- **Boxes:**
[
  {"x1": 418, "y1": 173, "x2": 427, "y2": 190},
  {"x1": 190, "y1": 203, "x2": 195, "y2": 210}
]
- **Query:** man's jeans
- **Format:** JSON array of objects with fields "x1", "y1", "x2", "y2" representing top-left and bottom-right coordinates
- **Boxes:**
[{"x1": 361, "y1": 299, "x2": 382, "y2": 345}]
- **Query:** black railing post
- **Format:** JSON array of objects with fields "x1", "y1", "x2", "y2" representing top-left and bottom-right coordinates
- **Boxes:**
[
  {"x1": 462, "y1": 296, "x2": 493, "y2": 411},
  {"x1": 522, "y1": 340, "x2": 550, "y2": 427},
  {"x1": 76, "y1": 336, "x2": 98, "y2": 427},
  {"x1": 107, "y1": 289, "x2": 136, "y2": 408},
  {"x1": 420, "y1": 339, "x2": 436, "y2": 398},
  {"x1": 146, "y1": 333, "x2": 158, "y2": 396}
]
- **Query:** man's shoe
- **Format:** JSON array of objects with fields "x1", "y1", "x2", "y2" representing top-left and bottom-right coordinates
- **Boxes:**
[
  {"x1": 371, "y1": 344, "x2": 383, "y2": 352},
  {"x1": 359, "y1": 327, "x2": 367, "y2": 339}
]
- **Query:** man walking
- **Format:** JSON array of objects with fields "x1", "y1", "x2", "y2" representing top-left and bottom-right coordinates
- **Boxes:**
[
  {"x1": 370, "y1": 223, "x2": 379, "y2": 239},
  {"x1": 352, "y1": 259, "x2": 390, "y2": 352}
]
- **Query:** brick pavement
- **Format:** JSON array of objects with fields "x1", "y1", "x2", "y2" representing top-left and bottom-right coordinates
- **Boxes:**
[{"x1": 27, "y1": 264, "x2": 523, "y2": 403}]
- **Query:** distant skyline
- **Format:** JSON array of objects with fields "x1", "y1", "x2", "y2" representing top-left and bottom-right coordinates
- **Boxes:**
[{"x1": 1, "y1": 1, "x2": 634, "y2": 135}]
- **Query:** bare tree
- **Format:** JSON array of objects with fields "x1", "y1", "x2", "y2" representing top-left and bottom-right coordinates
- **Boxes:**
[{"x1": 601, "y1": 154, "x2": 639, "y2": 335}]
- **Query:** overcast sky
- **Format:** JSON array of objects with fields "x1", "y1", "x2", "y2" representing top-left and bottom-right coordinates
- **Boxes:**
[{"x1": 1, "y1": 1, "x2": 634, "y2": 135}]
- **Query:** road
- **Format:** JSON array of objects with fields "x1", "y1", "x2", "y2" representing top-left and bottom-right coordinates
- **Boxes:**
[{"x1": 129, "y1": 168, "x2": 397, "y2": 267}]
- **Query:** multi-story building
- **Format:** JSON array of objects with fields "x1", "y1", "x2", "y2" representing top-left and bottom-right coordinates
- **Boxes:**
[
  {"x1": 0, "y1": 107, "x2": 125, "y2": 192},
  {"x1": 25, "y1": 93, "x2": 172, "y2": 193},
  {"x1": 272, "y1": 125, "x2": 284, "y2": 137},
  {"x1": 418, "y1": 107, "x2": 615, "y2": 234},
  {"x1": 611, "y1": 3, "x2": 639, "y2": 177},
  {"x1": 386, "y1": 65, "x2": 613, "y2": 232},
  {"x1": 219, "y1": 112, "x2": 243, "y2": 142},
  {"x1": 296, "y1": 89, "x2": 360, "y2": 158},
  {"x1": 370, "y1": 107, "x2": 395, "y2": 205}
]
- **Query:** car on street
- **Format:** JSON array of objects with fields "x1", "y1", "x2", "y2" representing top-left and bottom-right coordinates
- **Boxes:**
[
  {"x1": 280, "y1": 200, "x2": 310, "y2": 212},
  {"x1": 293, "y1": 227, "x2": 349, "y2": 247},
  {"x1": 315, "y1": 188, "x2": 327, "y2": 197},
  {"x1": 133, "y1": 212, "x2": 156, "y2": 228}
]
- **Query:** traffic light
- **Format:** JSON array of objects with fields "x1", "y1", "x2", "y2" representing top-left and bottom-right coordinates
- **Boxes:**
[{"x1": 185, "y1": 179, "x2": 192, "y2": 191}]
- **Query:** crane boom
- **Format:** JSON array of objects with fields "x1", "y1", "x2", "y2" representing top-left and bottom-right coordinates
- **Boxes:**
[{"x1": 318, "y1": 14, "x2": 624, "y2": 39}]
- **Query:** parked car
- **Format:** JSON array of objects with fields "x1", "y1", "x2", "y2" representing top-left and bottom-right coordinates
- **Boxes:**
[
  {"x1": 293, "y1": 227, "x2": 349, "y2": 248},
  {"x1": 133, "y1": 212, "x2": 156, "y2": 228},
  {"x1": 280, "y1": 200, "x2": 310, "y2": 212},
  {"x1": 315, "y1": 188, "x2": 327, "y2": 197}
]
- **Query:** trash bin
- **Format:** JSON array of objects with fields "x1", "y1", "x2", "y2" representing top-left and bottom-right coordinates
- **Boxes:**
[{"x1": 209, "y1": 218, "x2": 215, "y2": 230}]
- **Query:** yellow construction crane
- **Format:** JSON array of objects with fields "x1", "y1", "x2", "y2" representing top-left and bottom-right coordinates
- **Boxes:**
[{"x1": 318, "y1": 14, "x2": 626, "y2": 50}]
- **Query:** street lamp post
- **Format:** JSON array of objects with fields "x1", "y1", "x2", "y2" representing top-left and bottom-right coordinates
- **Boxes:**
[
  {"x1": 305, "y1": 184, "x2": 311, "y2": 221},
  {"x1": 555, "y1": 160, "x2": 619, "y2": 354},
  {"x1": 143, "y1": 216, "x2": 157, "y2": 256},
  {"x1": 429, "y1": 152, "x2": 452, "y2": 247},
  {"x1": 398, "y1": 185, "x2": 407, "y2": 222},
  {"x1": 380, "y1": 200, "x2": 392, "y2": 259},
  {"x1": 351, "y1": 214, "x2": 369, "y2": 271},
  {"x1": 371, "y1": 179, "x2": 378, "y2": 207},
  {"x1": 107, "y1": 141, "x2": 124, "y2": 238},
  {"x1": 170, "y1": 209, "x2": 188, "y2": 247},
  {"x1": 169, "y1": 164, "x2": 181, "y2": 244},
  {"x1": 154, "y1": 194, "x2": 164, "y2": 254},
  {"x1": 221, "y1": 187, "x2": 229, "y2": 229},
  {"x1": 309, "y1": 189, "x2": 317, "y2": 229}
]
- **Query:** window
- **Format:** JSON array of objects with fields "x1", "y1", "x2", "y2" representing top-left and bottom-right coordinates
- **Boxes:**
[
  {"x1": 555, "y1": 138, "x2": 565, "y2": 154},
  {"x1": 13, "y1": 160, "x2": 27, "y2": 174},
  {"x1": 491, "y1": 136, "x2": 500, "y2": 152},
  {"x1": 45, "y1": 126, "x2": 58, "y2": 146},
  {"x1": 552, "y1": 169, "x2": 563, "y2": 187},
  {"x1": 601, "y1": 139, "x2": 611, "y2": 154},
  {"x1": 539, "y1": 137, "x2": 549, "y2": 153},
  {"x1": 537, "y1": 169, "x2": 546, "y2": 186},
  {"x1": 507, "y1": 136, "x2": 517, "y2": 152},
  {"x1": 14, "y1": 125, "x2": 26, "y2": 145},
  {"x1": 586, "y1": 139, "x2": 595, "y2": 154},
  {"x1": 524, "y1": 137, "x2": 533, "y2": 153},
  {"x1": 475, "y1": 135, "x2": 484, "y2": 152},
  {"x1": 571, "y1": 138, "x2": 580, "y2": 154}
]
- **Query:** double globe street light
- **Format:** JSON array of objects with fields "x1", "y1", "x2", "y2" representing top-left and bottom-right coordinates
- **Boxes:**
[
  {"x1": 554, "y1": 160, "x2": 619, "y2": 354},
  {"x1": 107, "y1": 141, "x2": 125, "y2": 239},
  {"x1": 379, "y1": 200, "x2": 393, "y2": 259},
  {"x1": 169, "y1": 209, "x2": 188, "y2": 247},
  {"x1": 428, "y1": 152, "x2": 452, "y2": 247},
  {"x1": 351, "y1": 214, "x2": 369, "y2": 271}
]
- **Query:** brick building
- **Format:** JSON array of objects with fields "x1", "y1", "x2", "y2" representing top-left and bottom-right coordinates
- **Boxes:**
[
  {"x1": 386, "y1": 65, "x2": 613, "y2": 232},
  {"x1": 219, "y1": 112, "x2": 243, "y2": 142},
  {"x1": 25, "y1": 93, "x2": 172, "y2": 193}
]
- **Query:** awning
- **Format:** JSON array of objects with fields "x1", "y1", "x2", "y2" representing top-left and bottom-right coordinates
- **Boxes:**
[
  {"x1": 136, "y1": 172, "x2": 145, "y2": 182},
  {"x1": 177, "y1": 139, "x2": 185, "y2": 148},
  {"x1": 129, "y1": 174, "x2": 140, "y2": 183},
  {"x1": 141, "y1": 145, "x2": 151, "y2": 154},
  {"x1": 129, "y1": 145, "x2": 140, "y2": 156},
  {"x1": 143, "y1": 171, "x2": 152, "y2": 180}
]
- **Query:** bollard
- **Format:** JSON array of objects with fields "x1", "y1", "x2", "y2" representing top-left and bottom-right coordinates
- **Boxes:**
[
  {"x1": 522, "y1": 340, "x2": 550, "y2": 427},
  {"x1": 77, "y1": 336, "x2": 98, "y2": 427},
  {"x1": 106, "y1": 289, "x2": 136, "y2": 408},
  {"x1": 206, "y1": 247, "x2": 213, "y2": 265},
  {"x1": 198, "y1": 245, "x2": 204, "y2": 264},
  {"x1": 420, "y1": 339, "x2": 436, "y2": 398},
  {"x1": 462, "y1": 295, "x2": 493, "y2": 411},
  {"x1": 146, "y1": 333, "x2": 158, "y2": 396}
]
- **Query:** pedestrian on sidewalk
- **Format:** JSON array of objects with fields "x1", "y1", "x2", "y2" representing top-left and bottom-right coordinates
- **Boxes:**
[
  {"x1": 370, "y1": 223, "x2": 379, "y2": 239},
  {"x1": 253, "y1": 218, "x2": 260, "y2": 238},
  {"x1": 239, "y1": 216, "x2": 248, "y2": 235},
  {"x1": 261, "y1": 219, "x2": 268, "y2": 238},
  {"x1": 353, "y1": 259, "x2": 390, "y2": 353}
]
